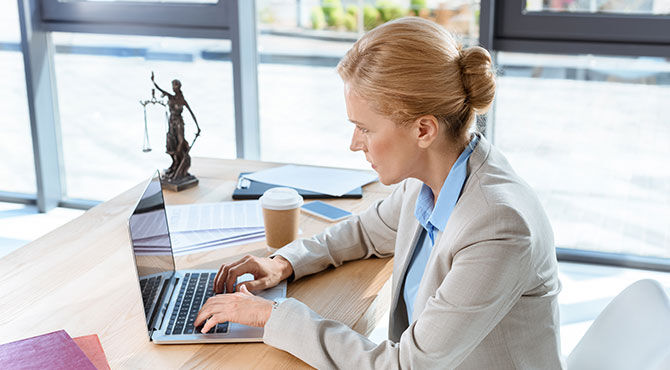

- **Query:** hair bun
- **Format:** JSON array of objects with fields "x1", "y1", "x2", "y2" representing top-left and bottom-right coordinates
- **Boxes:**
[{"x1": 458, "y1": 46, "x2": 496, "y2": 112}]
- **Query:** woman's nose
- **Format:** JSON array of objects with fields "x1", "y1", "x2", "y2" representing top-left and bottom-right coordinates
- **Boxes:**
[{"x1": 350, "y1": 129, "x2": 364, "y2": 152}]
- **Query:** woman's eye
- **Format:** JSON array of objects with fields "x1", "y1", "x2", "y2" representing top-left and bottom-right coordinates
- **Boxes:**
[{"x1": 358, "y1": 126, "x2": 369, "y2": 134}]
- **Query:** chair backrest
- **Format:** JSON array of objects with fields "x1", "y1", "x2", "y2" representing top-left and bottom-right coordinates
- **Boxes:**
[{"x1": 567, "y1": 279, "x2": 670, "y2": 370}]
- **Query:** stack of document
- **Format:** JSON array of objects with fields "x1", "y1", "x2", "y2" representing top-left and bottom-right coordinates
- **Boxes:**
[{"x1": 166, "y1": 200, "x2": 265, "y2": 256}]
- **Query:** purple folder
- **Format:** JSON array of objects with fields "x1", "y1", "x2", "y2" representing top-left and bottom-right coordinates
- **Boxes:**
[{"x1": 0, "y1": 330, "x2": 96, "y2": 370}]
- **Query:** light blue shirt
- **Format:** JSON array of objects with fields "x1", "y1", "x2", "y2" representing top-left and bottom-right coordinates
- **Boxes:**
[{"x1": 403, "y1": 135, "x2": 479, "y2": 322}]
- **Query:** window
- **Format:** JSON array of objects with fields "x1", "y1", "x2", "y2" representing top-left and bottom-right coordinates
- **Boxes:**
[
  {"x1": 256, "y1": 0, "x2": 482, "y2": 168},
  {"x1": 494, "y1": 52, "x2": 670, "y2": 259},
  {"x1": 482, "y1": 0, "x2": 670, "y2": 268},
  {"x1": 10, "y1": 0, "x2": 255, "y2": 208},
  {"x1": 53, "y1": 33, "x2": 235, "y2": 200},
  {"x1": 1, "y1": 0, "x2": 36, "y2": 195}
]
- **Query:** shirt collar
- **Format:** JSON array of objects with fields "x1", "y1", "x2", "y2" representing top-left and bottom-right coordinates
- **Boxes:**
[{"x1": 414, "y1": 135, "x2": 479, "y2": 232}]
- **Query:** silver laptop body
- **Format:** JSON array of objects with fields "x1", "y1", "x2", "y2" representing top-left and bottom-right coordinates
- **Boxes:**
[{"x1": 127, "y1": 172, "x2": 285, "y2": 344}]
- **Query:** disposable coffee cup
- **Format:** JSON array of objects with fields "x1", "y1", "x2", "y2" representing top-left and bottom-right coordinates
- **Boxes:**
[{"x1": 259, "y1": 187, "x2": 303, "y2": 251}]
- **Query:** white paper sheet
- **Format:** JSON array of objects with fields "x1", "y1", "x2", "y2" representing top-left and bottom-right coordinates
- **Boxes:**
[
  {"x1": 166, "y1": 201, "x2": 264, "y2": 233},
  {"x1": 242, "y1": 165, "x2": 378, "y2": 197},
  {"x1": 170, "y1": 227, "x2": 265, "y2": 249},
  {"x1": 134, "y1": 232, "x2": 266, "y2": 256},
  {"x1": 172, "y1": 234, "x2": 267, "y2": 256}
]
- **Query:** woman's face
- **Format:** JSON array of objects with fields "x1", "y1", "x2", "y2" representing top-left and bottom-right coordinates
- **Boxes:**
[{"x1": 345, "y1": 85, "x2": 421, "y2": 185}]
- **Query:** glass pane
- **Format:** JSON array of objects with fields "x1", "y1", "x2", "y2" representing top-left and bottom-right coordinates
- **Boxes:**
[
  {"x1": 494, "y1": 51, "x2": 670, "y2": 259},
  {"x1": 0, "y1": 1, "x2": 37, "y2": 194},
  {"x1": 257, "y1": 0, "x2": 481, "y2": 168},
  {"x1": 53, "y1": 33, "x2": 235, "y2": 201},
  {"x1": 258, "y1": 0, "x2": 480, "y2": 45},
  {"x1": 525, "y1": 0, "x2": 670, "y2": 15}
]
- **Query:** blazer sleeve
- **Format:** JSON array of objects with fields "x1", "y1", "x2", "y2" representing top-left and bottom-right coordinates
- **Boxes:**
[
  {"x1": 263, "y1": 204, "x2": 533, "y2": 369},
  {"x1": 270, "y1": 180, "x2": 407, "y2": 280}
]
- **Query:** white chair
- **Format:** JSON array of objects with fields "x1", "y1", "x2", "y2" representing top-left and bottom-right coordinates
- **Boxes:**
[{"x1": 567, "y1": 279, "x2": 670, "y2": 370}]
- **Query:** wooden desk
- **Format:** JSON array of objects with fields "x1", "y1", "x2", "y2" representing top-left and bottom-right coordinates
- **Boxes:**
[{"x1": 0, "y1": 158, "x2": 393, "y2": 369}]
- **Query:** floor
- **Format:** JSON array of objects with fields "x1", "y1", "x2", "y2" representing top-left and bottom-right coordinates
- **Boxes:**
[{"x1": 2, "y1": 201, "x2": 669, "y2": 358}]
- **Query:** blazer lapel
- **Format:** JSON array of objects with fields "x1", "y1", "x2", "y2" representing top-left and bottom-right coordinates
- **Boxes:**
[{"x1": 389, "y1": 221, "x2": 423, "y2": 339}]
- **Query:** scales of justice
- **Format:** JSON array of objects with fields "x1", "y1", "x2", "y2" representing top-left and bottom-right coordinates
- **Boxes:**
[{"x1": 140, "y1": 72, "x2": 201, "y2": 192}]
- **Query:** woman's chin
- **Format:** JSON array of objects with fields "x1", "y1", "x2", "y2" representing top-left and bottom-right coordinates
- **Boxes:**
[{"x1": 377, "y1": 174, "x2": 398, "y2": 186}]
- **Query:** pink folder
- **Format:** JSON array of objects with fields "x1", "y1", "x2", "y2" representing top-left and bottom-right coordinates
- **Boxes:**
[
  {"x1": 0, "y1": 330, "x2": 96, "y2": 369},
  {"x1": 73, "y1": 334, "x2": 111, "y2": 370}
]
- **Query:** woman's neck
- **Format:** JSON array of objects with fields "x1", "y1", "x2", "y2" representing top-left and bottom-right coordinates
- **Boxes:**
[{"x1": 419, "y1": 136, "x2": 468, "y2": 204}]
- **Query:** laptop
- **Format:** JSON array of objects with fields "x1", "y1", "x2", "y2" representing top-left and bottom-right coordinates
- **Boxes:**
[{"x1": 127, "y1": 172, "x2": 286, "y2": 344}]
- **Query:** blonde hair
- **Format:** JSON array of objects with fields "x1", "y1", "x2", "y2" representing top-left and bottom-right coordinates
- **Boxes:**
[{"x1": 336, "y1": 17, "x2": 496, "y2": 141}]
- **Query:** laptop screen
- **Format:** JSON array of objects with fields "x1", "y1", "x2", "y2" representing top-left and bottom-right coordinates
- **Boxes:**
[{"x1": 128, "y1": 173, "x2": 176, "y2": 323}]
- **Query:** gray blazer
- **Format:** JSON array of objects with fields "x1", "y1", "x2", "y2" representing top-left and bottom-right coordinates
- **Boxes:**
[{"x1": 265, "y1": 134, "x2": 564, "y2": 369}]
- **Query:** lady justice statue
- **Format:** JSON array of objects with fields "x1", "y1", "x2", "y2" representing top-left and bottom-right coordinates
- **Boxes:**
[{"x1": 150, "y1": 72, "x2": 201, "y2": 191}]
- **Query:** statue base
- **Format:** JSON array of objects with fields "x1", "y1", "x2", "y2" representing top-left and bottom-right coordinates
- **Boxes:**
[{"x1": 161, "y1": 174, "x2": 199, "y2": 192}]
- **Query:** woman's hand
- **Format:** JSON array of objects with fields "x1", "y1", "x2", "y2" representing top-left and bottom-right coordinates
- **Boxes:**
[
  {"x1": 194, "y1": 285, "x2": 273, "y2": 332},
  {"x1": 213, "y1": 254, "x2": 293, "y2": 294}
]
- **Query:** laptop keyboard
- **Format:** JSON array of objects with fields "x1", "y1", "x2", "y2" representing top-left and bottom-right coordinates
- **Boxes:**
[
  {"x1": 139, "y1": 275, "x2": 162, "y2": 317},
  {"x1": 165, "y1": 272, "x2": 229, "y2": 335}
]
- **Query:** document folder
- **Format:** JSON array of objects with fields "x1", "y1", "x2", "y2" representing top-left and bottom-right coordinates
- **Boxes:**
[{"x1": 232, "y1": 173, "x2": 363, "y2": 200}]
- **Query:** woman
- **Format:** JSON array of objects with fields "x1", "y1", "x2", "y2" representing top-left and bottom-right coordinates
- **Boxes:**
[{"x1": 195, "y1": 17, "x2": 563, "y2": 369}]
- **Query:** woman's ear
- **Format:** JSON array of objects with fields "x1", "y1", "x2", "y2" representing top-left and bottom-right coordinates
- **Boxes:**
[{"x1": 414, "y1": 115, "x2": 440, "y2": 149}]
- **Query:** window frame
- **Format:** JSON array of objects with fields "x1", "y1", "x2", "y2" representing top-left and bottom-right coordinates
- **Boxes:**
[
  {"x1": 481, "y1": 0, "x2": 670, "y2": 58},
  {"x1": 40, "y1": 0, "x2": 231, "y2": 38}
]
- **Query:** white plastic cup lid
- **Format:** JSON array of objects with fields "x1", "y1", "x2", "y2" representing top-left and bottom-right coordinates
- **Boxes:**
[{"x1": 259, "y1": 187, "x2": 304, "y2": 210}]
